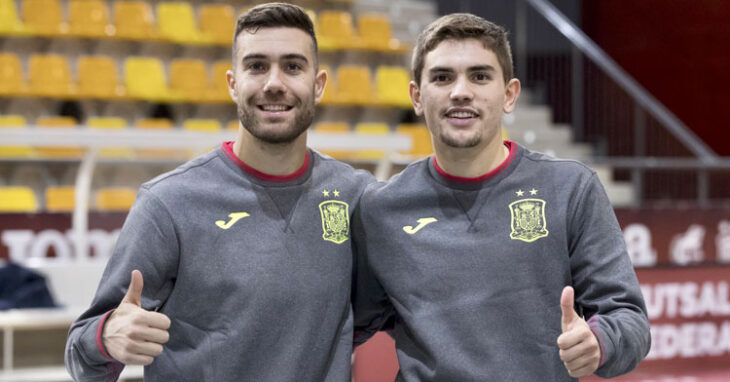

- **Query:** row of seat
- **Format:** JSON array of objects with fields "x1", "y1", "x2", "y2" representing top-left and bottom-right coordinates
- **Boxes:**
[
  {"x1": 0, "y1": 53, "x2": 413, "y2": 106},
  {"x1": 0, "y1": 115, "x2": 433, "y2": 159},
  {"x1": 0, "y1": 0, "x2": 405, "y2": 51},
  {"x1": 0, "y1": 185, "x2": 136, "y2": 212}
]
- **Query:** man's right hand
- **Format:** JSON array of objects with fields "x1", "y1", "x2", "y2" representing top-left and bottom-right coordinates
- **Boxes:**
[{"x1": 102, "y1": 270, "x2": 171, "y2": 365}]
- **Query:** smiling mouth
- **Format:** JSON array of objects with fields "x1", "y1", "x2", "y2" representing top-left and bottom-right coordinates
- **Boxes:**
[
  {"x1": 258, "y1": 104, "x2": 293, "y2": 112},
  {"x1": 445, "y1": 110, "x2": 479, "y2": 119}
]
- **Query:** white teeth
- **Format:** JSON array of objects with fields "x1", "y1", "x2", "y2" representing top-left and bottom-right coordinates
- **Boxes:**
[
  {"x1": 447, "y1": 111, "x2": 476, "y2": 118},
  {"x1": 261, "y1": 105, "x2": 289, "y2": 111}
]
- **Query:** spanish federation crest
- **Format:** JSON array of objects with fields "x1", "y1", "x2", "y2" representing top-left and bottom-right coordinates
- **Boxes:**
[
  {"x1": 319, "y1": 200, "x2": 350, "y2": 244},
  {"x1": 509, "y1": 198, "x2": 549, "y2": 242}
]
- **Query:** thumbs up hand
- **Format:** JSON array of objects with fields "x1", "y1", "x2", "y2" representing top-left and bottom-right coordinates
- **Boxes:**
[
  {"x1": 556, "y1": 286, "x2": 601, "y2": 378},
  {"x1": 102, "y1": 270, "x2": 171, "y2": 365}
]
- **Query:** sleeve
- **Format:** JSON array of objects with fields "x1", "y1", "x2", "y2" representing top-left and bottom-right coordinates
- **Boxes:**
[
  {"x1": 567, "y1": 173, "x2": 651, "y2": 378},
  {"x1": 350, "y1": 188, "x2": 396, "y2": 347},
  {"x1": 65, "y1": 187, "x2": 180, "y2": 381}
]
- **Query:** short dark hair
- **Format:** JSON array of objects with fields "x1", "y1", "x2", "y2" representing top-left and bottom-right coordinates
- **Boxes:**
[
  {"x1": 232, "y1": 3, "x2": 318, "y2": 67},
  {"x1": 412, "y1": 13, "x2": 513, "y2": 85}
]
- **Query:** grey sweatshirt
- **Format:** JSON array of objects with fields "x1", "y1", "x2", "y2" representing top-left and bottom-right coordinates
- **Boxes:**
[
  {"x1": 353, "y1": 142, "x2": 650, "y2": 381},
  {"x1": 66, "y1": 143, "x2": 374, "y2": 382}
]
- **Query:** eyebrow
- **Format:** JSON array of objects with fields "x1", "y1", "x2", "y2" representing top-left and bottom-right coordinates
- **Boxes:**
[
  {"x1": 428, "y1": 65, "x2": 496, "y2": 74},
  {"x1": 241, "y1": 53, "x2": 309, "y2": 64}
]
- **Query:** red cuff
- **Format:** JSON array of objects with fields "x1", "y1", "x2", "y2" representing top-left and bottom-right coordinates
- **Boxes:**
[
  {"x1": 96, "y1": 310, "x2": 116, "y2": 360},
  {"x1": 587, "y1": 315, "x2": 605, "y2": 367}
]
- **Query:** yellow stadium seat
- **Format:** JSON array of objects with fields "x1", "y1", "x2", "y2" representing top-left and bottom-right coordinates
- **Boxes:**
[
  {"x1": 36, "y1": 116, "x2": 84, "y2": 157},
  {"x1": 87, "y1": 117, "x2": 133, "y2": 158},
  {"x1": 0, "y1": 53, "x2": 26, "y2": 96},
  {"x1": 375, "y1": 66, "x2": 412, "y2": 107},
  {"x1": 78, "y1": 56, "x2": 124, "y2": 99},
  {"x1": 199, "y1": 4, "x2": 234, "y2": 45},
  {"x1": 358, "y1": 13, "x2": 398, "y2": 51},
  {"x1": 209, "y1": 60, "x2": 232, "y2": 102},
  {"x1": 69, "y1": 0, "x2": 112, "y2": 38},
  {"x1": 317, "y1": 11, "x2": 360, "y2": 50},
  {"x1": 183, "y1": 119, "x2": 221, "y2": 132},
  {"x1": 157, "y1": 1, "x2": 204, "y2": 44},
  {"x1": 314, "y1": 122, "x2": 352, "y2": 159},
  {"x1": 28, "y1": 54, "x2": 75, "y2": 98},
  {"x1": 354, "y1": 123, "x2": 389, "y2": 160},
  {"x1": 45, "y1": 186, "x2": 75, "y2": 212},
  {"x1": 0, "y1": 0, "x2": 29, "y2": 35},
  {"x1": 336, "y1": 65, "x2": 373, "y2": 105},
  {"x1": 227, "y1": 120, "x2": 239, "y2": 131},
  {"x1": 502, "y1": 126, "x2": 509, "y2": 141},
  {"x1": 22, "y1": 0, "x2": 68, "y2": 36},
  {"x1": 0, "y1": 186, "x2": 38, "y2": 212},
  {"x1": 95, "y1": 187, "x2": 136, "y2": 211},
  {"x1": 396, "y1": 124, "x2": 433, "y2": 157},
  {"x1": 169, "y1": 59, "x2": 208, "y2": 103},
  {"x1": 113, "y1": 0, "x2": 156, "y2": 41},
  {"x1": 124, "y1": 57, "x2": 173, "y2": 102},
  {"x1": 0, "y1": 115, "x2": 33, "y2": 157}
]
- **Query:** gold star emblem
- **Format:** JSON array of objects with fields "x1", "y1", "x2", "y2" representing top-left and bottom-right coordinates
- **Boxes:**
[
  {"x1": 516, "y1": 190, "x2": 525, "y2": 196},
  {"x1": 322, "y1": 189, "x2": 330, "y2": 197},
  {"x1": 529, "y1": 188, "x2": 538, "y2": 195},
  {"x1": 333, "y1": 190, "x2": 340, "y2": 197}
]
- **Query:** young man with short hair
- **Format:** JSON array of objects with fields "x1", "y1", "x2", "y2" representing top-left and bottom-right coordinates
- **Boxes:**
[
  {"x1": 353, "y1": 13, "x2": 650, "y2": 381},
  {"x1": 66, "y1": 4, "x2": 373, "y2": 381}
]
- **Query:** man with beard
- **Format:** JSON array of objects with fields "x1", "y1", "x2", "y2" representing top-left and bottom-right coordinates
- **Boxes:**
[
  {"x1": 65, "y1": 3, "x2": 373, "y2": 381},
  {"x1": 352, "y1": 13, "x2": 650, "y2": 381}
]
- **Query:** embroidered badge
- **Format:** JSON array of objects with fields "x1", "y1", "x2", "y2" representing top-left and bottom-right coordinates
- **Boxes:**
[
  {"x1": 509, "y1": 198, "x2": 549, "y2": 242},
  {"x1": 319, "y1": 200, "x2": 350, "y2": 244}
]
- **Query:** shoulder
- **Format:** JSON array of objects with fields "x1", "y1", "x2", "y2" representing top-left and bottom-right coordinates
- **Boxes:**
[
  {"x1": 310, "y1": 150, "x2": 376, "y2": 188},
  {"x1": 140, "y1": 149, "x2": 224, "y2": 198}
]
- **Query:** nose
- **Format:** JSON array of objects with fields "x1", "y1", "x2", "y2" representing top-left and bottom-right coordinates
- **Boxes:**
[
  {"x1": 263, "y1": 67, "x2": 285, "y2": 95},
  {"x1": 450, "y1": 75, "x2": 473, "y2": 103}
]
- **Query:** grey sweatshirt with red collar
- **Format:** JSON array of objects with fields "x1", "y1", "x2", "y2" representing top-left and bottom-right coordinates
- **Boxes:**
[{"x1": 353, "y1": 141, "x2": 650, "y2": 381}]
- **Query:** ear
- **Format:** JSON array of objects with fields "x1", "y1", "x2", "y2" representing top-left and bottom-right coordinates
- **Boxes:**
[
  {"x1": 314, "y1": 68, "x2": 328, "y2": 104},
  {"x1": 409, "y1": 81, "x2": 423, "y2": 116},
  {"x1": 226, "y1": 69, "x2": 237, "y2": 102},
  {"x1": 503, "y1": 78, "x2": 521, "y2": 114}
]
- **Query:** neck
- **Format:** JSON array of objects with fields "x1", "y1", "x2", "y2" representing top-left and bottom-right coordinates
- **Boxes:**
[
  {"x1": 433, "y1": 137, "x2": 508, "y2": 178},
  {"x1": 232, "y1": 127, "x2": 308, "y2": 176}
]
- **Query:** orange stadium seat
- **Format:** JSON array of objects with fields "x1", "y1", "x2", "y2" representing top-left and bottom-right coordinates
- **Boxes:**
[
  {"x1": 199, "y1": 4, "x2": 235, "y2": 45},
  {"x1": 0, "y1": 115, "x2": 33, "y2": 157},
  {"x1": 0, "y1": 53, "x2": 26, "y2": 96},
  {"x1": 354, "y1": 123, "x2": 390, "y2": 160},
  {"x1": 317, "y1": 10, "x2": 359, "y2": 50},
  {"x1": 169, "y1": 59, "x2": 209, "y2": 103},
  {"x1": 35, "y1": 116, "x2": 84, "y2": 158},
  {"x1": 0, "y1": 0, "x2": 29, "y2": 35},
  {"x1": 314, "y1": 122, "x2": 352, "y2": 159},
  {"x1": 183, "y1": 119, "x2": 221, "y2": 132},
  {"x1": 124, "y1": 57, "x2": 172, "y2": 102},
  {"x1": 134, "y1": 118, "x2": 184, "y2": 159},
  {"x1": 0, "y1": 186, "x2": 38, "y2": 212},
  {"x1": 336, "y1": 65, "x2": 373, "y2": 105},
  {"x1": 69, "y1": 0, "x2": 112, "y2": 38},
  {"x1": 396, "y1": 123, "x2": 432, "y2": 157},
  {"x1": 227, "y1": 120, "x2": 238, "y2": 131},
  {"x1": 87, "y1": 117, "x2": 133, "y2": 158},
  {"x1": 95, "y1": 187, "x2": 136, "y2": 211},
  {"x1": 22, "y1": 0, "x2": 67, "y2": 36},
  {"x1": 375, "y1": 66, "x2": 412, "y2": 107},
  {"x1": 28, "y1": 54, "x2": 75, "y2": 98},
  {"x1": 45, "y1": 186, "x2": 75, "y2": 212},
  {"x1": 157, "y1": 1, "x2": 204, "y2": 44},
  {"x1": 113, "y1": 0, "x2": 157, "y2": 41},
  {"x1": 78, "y1": 56, "x2": 124, "y2": 99}
]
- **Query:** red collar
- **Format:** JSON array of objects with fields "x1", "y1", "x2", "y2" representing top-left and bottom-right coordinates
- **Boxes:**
[{"x1": 221, "y1": 141, "x2": 309, "y2": 183}]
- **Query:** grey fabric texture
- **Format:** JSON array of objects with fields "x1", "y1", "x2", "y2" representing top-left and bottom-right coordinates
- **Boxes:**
[
  {"x1": 353, "y1": 142, "x2": 650, "y2": 382},
  {"x1": 66, "y1": 146, "x2": 374, "y2": 382}
]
